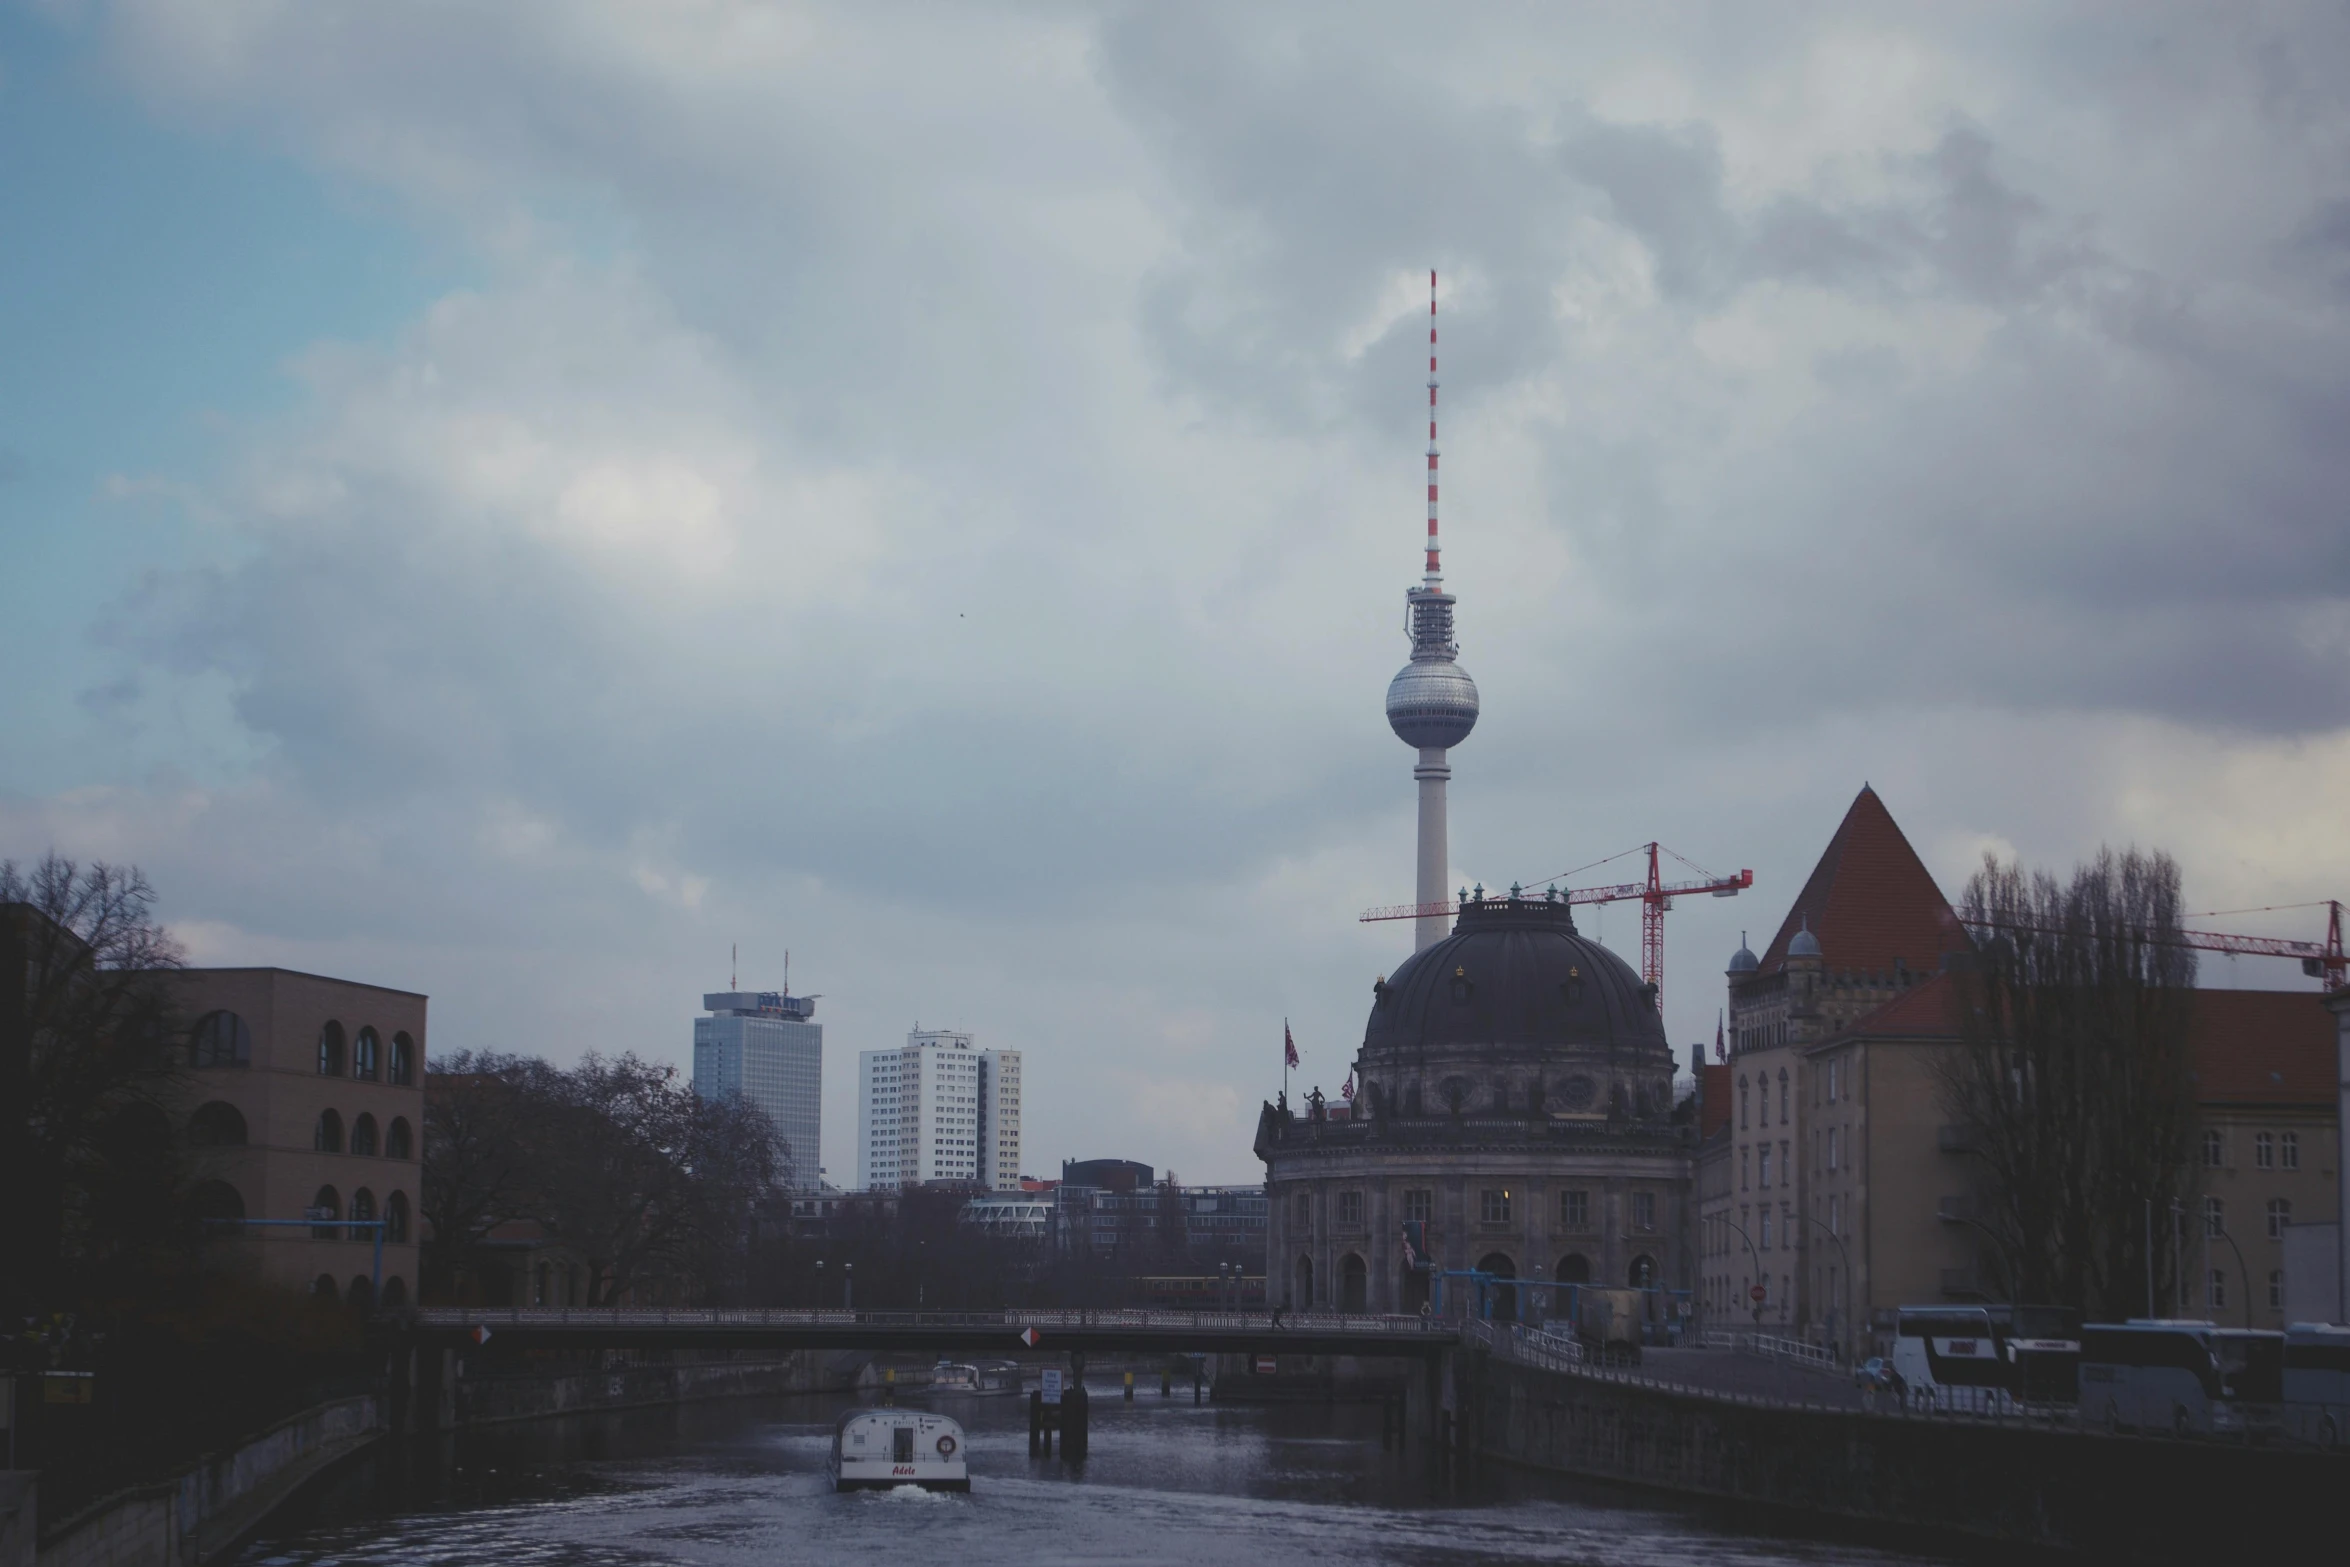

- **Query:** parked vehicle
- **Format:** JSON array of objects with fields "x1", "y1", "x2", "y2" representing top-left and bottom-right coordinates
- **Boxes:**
[
  {"x1": 2079, "y1": 1321, "x2": 2282, "y2": 1439},
  {"x1": 1890, "y1": 1304, "x2": 2080, "y2": 1413},
  {"x1": 2281, "y1": 1322, "x2": 2350, "y2": 1449}
]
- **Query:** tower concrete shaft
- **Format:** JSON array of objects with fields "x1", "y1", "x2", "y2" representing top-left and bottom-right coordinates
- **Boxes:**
[{"x1": 1414, "y1": 748, "x2": 1451, "y2": 952}]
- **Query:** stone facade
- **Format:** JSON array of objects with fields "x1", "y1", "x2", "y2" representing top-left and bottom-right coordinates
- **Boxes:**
[
  {"x1": 1257, "y1": 892, "x2": 1693, "y2": 1318},
  {"x1": 169, "y1": 967, "x2": 426, "y2": 1305}
]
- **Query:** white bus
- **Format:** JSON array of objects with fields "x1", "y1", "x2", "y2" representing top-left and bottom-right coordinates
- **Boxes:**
[
  {"x1": 2281, "y1": 1323, "x2": 2350, "y2": 1449},
  {"x1": 1889, "y1": 1305, "x2": 2079, "y2": 1413},
  {"x1": 2078, "y1": 1321, "x2": 2282, "y2": 1439}
]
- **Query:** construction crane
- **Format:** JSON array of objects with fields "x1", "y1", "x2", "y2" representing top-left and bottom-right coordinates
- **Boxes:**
[
  {"x1": 1360, "y1": 842, "x2": 1752, "y2": 1008},
  {"x1": 1964, "y1": 899, "x2": 2345, "y2": 991}
]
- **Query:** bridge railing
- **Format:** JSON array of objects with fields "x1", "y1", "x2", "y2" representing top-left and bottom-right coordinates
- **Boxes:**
[
  {"x1": 1700, "y1": 1329, "x2": 1841, "y2": 1374},
  {"x1": 412, "y1": 1306, "x2": 1441, "y2": 1335}
]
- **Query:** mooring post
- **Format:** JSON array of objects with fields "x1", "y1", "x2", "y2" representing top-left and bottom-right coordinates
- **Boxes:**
[
  {"x1": 1124, "y1": 1370, "x2": 1134, "y2": 1402},
  {"x1": 1064, "y1": 1381, "x2": 1090, "y2": 1461},
  {"x1": 882, "y1": 1366, "x2": 895, "y2": 1407},
  {"x1": 1160, "y1": 1367, "x2": 1171, "y2": 1397},
  {"x1": 1028, "y1": 1389, "x2": 1043, "y2": 1455}
]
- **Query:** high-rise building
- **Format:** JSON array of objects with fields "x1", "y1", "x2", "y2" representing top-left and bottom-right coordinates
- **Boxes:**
[
  {"x1": 857, "y1": 1029, "x2": 1021, "y2": 1191},
  {"x1": 693, "y1": 990, "x2": 822, "y2": 1189}
]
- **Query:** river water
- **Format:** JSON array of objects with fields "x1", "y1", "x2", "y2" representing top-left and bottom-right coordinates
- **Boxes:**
[{"x1": 241, "y1": 1388, "x2": 1969, "y2": 1567}]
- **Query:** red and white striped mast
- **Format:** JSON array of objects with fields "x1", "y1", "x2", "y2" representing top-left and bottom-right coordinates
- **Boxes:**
[{"x1": 1426, "y1": 269, "x2": 1442, "y2": 587}]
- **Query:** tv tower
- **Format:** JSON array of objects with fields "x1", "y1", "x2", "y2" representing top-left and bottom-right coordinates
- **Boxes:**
[{"x1": 1384, "y1": 270, "x2": 1479, "y2": 953}]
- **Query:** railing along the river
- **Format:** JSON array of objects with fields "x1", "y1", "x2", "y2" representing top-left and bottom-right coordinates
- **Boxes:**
[
  {"x1": 1700, "y1": 1329, "x2": 1841, "y2": 1374},
  {"x1": 413, "y1": 1306, "x2": 1442, "y2": 1334}
]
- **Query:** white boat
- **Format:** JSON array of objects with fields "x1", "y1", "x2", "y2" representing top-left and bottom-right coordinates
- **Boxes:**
[
  {"x1": 932, "y1": 1360, "x2": 1023, "y2": 1394},
  {"x1": 831, "y1": 1407, "x2": 970, "y2": 1492}
]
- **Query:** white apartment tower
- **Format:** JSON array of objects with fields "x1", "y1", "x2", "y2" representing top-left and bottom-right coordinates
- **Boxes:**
[{"x1": 857, "y1": 1029, "x2": 1021, "y2": 1191}]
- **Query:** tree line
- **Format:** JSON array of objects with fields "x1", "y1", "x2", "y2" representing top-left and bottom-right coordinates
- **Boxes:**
[{"x1": 421, "y1": 1050, "x2": 784, "y2": 1305}]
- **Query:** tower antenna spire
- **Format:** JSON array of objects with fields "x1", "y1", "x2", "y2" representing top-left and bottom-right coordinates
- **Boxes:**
[
  {"x1": 1426, "y1": 269, "x2": 1441, "y2": 587},
  {"x1": 731, "y1": 942, "x2": 737, "y2": 991}
]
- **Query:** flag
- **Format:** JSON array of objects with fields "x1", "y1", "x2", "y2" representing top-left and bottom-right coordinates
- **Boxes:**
[
  {"x1": 1715, "y1": 1009, "x2": 1725, "y2": 1061},
  {"x1": 1284, "y1": 1020, "x2": 1299, "y2": 1070},
  {"x1": 1340, "y1": 1069, "x2": 1356, "y2": 1101}
]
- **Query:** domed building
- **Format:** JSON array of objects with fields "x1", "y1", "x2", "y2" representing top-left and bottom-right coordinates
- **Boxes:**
[{"x1": 1253, "y1": 888, "x2": 1694, "y2": 1318}]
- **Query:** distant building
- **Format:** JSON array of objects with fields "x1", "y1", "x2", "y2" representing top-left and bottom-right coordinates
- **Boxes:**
[
  {"x1": 167, "y1": 967, "x2": 427, "y2": 1307},
  {"x1": 693, "y1": 990, "x2": 823, "y2": 1189},
  {"x1": 858, "y1": 1029, "x2": 1021, "y2": 1191},
  {"x1": 1062, "y1": 1157, "x2": 1153, "y2": 1191}
]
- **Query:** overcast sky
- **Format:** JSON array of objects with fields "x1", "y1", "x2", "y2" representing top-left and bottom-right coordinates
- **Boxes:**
[{"x1": 5, "y1": 2, "x2": 2348, "y2": 1184}]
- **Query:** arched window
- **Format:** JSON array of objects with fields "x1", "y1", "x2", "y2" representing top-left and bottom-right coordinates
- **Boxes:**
[
  {"x1": 1628, "y1": 1254, "x2": 1657, "y2": 1289},
  {"x1": 1294, "y1": 1254, "x2": 1314, "y2": 1309},
  {"x1": 385, "y1": 1190, "x2": 410, "y2": 1244},
  {"x1": 190, "y1": 1011, "x2": 252, "y2": 1068},
  {"x1": 386, "y1": 1117, "x2": 413, "y2": 1161},
  {"x1": 1556, "y1": 1253, "x2": 1591, "y2": 1285},
  {"x1": 310, "y1": 1186, "x2": 341, "y2": 1240},
  {"x1": 1778, "y1": 1070, "x2": 1789, "y2": 1121},
  {"x1": 351, "y1": 1113, "x2": 379, "y2": 1156},
  {"x1": 312, "y1": 1274, "x2": 338, "y2": 1298},
  {"x1": 1738, "y1": 1076, "x2": 1749, "y2": 1129},
  {"x1": 314, "y1": 1109, "x2": 344, "y2": 1153},
  {"x1": 350, "y1": 1188, "x2": 377, "y2": 1232},
  {"x1": 347, "y1": 1276, "x2": 374, "y2": 1310},
  {"x1": 381, "y1": 1276, "x2": 409, "y2": 1308},
  {"x1": 318, "y1": 1021, "x2": 346, "y2": 1076},
  {"x1": 353, "y1": 1027, "x2": 381, "y2": 1082},
  {"x1": 389, "y1": 1032, "x2": 417, "y2": 1086},
  {"x1": 189, "y1": 1101, "x2": 249, "y2": 1146},
  {"x1": 1340, "y1": 1253, "x2": 1368, "y2": 1312},
  {"x1": 188, "y1": 1180, "x2": 245, "y2": 1223}
]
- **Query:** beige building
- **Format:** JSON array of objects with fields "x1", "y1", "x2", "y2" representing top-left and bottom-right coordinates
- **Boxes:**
[
  {"x1": 2183, "y1": 990, "x2": 2339, "y2": 1327},
  {"x1": 1717, "y1": 786, "x2": 1970, "y2": 1340},
  {"x1": 174, "y1": 968, "x2": 425, "y2": 1306}
]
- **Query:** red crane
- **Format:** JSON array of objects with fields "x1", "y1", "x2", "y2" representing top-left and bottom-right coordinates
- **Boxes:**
[{"x1": 1360, "y1": 842, "x2": 1752, "y2": 1008}]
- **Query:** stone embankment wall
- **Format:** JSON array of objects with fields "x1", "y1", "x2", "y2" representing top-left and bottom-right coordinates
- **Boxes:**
[
  {"x1": 453, "y1": 1353, "x2": 860, "y2": 1426},
  {"x1": 1465, "y1": 1352, "x2": 2335, "y2": 1559},
  {"x1": 23, "y1": 1395, "x2": 380, "y2": 1567}
]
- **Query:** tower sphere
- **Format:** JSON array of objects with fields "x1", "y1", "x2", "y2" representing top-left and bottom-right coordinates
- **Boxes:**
[{"x1": 1385, "y1": 657, "x2": 1480, "y2": 750}]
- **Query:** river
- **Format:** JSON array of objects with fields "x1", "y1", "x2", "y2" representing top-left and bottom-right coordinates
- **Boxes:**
[{"x1": 241, "y1": 1388, "x2": 1973, "y2": 1567}]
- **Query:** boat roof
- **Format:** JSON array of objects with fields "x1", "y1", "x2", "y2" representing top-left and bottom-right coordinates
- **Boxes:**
[{"x1": 835, "y1": 1406, "x2": 964, "y2": 1431}]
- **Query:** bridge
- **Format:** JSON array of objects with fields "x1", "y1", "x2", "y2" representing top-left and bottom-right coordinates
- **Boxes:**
[{"x1": 412, "y1": 1306, "x2": 1458, "y2": 1361}]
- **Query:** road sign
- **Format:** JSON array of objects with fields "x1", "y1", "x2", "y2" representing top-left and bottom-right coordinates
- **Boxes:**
[
  {"x1": 1749, "y1": 1284, "x2": 1767, "y2": 1303},
  {"x1": 471, "y1": 1326, "x2": 494, "y2": 1345},
  {"x1": 44, "y1": 1372, "x2": 95, "y2": 1406},
  {"x1": 1019, "y1": 1327, "x2": 1040, "y2": 1348},
  {"x1": 1254, "y1": 1355, "x2": 1277, "y2": 1375},
  {"x1": 1041, "y1": 1369, "x2": 1063, "y2": 1405}
]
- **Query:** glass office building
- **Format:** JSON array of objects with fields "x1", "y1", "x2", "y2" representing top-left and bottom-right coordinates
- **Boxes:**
[{"x1": 693, "y1": 991, "x2": 823, "y2": 1189}]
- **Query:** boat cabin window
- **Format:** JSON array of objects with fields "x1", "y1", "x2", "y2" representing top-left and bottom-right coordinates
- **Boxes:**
[{"x1": 893, "y1": 1427, "x2": 915, "y2": 1463}]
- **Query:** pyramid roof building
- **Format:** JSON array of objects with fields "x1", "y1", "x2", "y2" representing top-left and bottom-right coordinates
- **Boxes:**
[{"x1": 1757, "y1": 785, "x2": 1969, "y2": 976}]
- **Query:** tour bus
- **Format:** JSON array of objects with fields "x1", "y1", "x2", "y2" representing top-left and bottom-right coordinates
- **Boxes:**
[
  {"x1": 2077, "y1": 1320, "x2": 2282, "y2": 1439},
  {"x1": 2281, "y1": 1322, "x2": 2350, "y2": 1449},
  {"x1": 1890, "y1": 1304, "x2": 2080, "y2": 1413}
]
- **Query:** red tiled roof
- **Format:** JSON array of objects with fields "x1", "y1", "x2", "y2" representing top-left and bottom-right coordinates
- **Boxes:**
[
  {"x1": 1832, "y1": 976, "x2": 2332, "y2": 1107},
  {"x1": 1761, "y1": 786, "x2": 1968, "y2": 975},
  {"x1": 1699, "y1": 1064, "x2": 1731, "y2": 1138},
  {"x1": 2187, "y1": 989, "x2": 2334, "y2": 1105},
  {"x1": 1843, "y1": 971, "x2": 1963, "y2": 1038}
]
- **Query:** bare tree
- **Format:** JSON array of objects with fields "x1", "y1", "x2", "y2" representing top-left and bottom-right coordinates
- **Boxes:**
[
  {"x1": 1939, "y1": 847, "x2": 2200, "y2": 1318},
  {"x1": 0, "y1": 853, "x2": 188, "y2": 1313},
  {"x1": 420, "y1": 1051, "x2": 561, "y2": 1299}
]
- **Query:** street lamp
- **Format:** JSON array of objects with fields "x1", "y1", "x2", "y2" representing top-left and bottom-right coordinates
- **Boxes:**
[
  {"x1": 844, "y1": 1261, "x2": 854, "y2": 1311},
  {"x1": 815, "y1": 1259, "x2": 825, "y2": 1309},
  {"x1": 1795, "y1": 1211, "x2": 1854, "y2": 1363},
  {"x1": 1720, "y1": 1215, "x2": 1766, "y2": 1328}
]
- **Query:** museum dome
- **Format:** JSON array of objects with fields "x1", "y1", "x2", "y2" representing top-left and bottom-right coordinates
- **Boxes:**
[{"x1": 1360, "y1": 891, "x2": 1669, "y2": 1068}]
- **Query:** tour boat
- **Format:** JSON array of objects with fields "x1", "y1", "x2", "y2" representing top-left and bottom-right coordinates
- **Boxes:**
[
  {"x1": 831, "y1": 1407, "x2": 970, "y2": 1492},
  {"x1": 932, "y1": 1360, "x2": 1023, "y2": 1394}
]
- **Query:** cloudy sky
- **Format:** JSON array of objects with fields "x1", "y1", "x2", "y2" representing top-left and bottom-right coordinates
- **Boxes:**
[{"x1": 5, "y1": 2, "x2": 2348, "y2": 1184}]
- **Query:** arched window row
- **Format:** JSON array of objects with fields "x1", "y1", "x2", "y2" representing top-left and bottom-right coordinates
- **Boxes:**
[
  {"x1": 313, "y1": 1110, "x2": 415, "y2": 1160},
  {"x1": 304, "y1": 1184, "x2": 410, "y2": 1243},
  {"x1": 318, "y1": 1021, "x2": 419, "y2": 1083}
]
